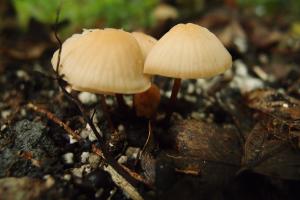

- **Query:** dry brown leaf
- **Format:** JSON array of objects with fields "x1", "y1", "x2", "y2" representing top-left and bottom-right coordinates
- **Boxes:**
[{"x1": 244, "y1": 117, "x2": 300, "y2": 180}]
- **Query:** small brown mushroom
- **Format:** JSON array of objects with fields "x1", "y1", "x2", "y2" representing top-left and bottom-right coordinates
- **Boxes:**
[{"x1": 133, "y1": 84, "x2": 161, "y2": 119}]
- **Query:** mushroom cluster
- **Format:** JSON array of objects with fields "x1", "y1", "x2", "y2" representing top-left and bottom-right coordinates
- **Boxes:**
[{"x1": 52, "y1": 23, "x2": 232, "y2": 125}]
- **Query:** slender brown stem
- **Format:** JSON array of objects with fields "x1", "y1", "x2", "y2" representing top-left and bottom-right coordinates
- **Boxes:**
[
  {"x1": 165, "y1": 78, "x2": 181, "y2": 121},
  {"x1": 100, "y1": 94, "x2": 115, "y2": 133},
  {"x1": 115, "y1": 93, "x2": 127, "y2": 110}
]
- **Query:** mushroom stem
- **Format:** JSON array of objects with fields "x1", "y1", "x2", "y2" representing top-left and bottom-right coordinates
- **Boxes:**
[
  {"x1": 115, "y1": 94, "x2": 127, "y2": 110},
  {"x1": 165, "y1": 78, "x2": 181, "y2": 121},
  {"x1": 100, "y1": 94, "x2": 115, "y2": 132}
]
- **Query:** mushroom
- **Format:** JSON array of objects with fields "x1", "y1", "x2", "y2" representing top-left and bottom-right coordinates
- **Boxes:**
[
  {"x1": 131, "y1": 32, "x2": 160, "y2": 118},
  {"x1": 133, "y1": 83, "x2": 161, "y2": 119},
  {"x1": 144, "y1": 23, "x2": 232, "y2": 120},
  {"x1": 131, "y1": 32, "x2": 157, "y2": 60},
  {"x1": 51, "y1": 28, "x2": 151, "y2": 130}
]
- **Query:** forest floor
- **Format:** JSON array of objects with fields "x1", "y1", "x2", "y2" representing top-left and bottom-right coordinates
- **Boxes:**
[{"x1": 1, "y1": 3, "x2": 300, "y2": 200}]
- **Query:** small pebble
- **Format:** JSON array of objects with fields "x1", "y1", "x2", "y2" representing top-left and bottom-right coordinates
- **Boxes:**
[
  {"x1": 68, "y1": 135, "x2": 78, "y2": 144},
  {"x1": 124, "y1": 96, "x2": 133, "y2": 106},
  {"x1": 106, "y1": 98, "x2": 114, "y2": 106},
  {"x1": 117, "y1": 155, "x2": 128, "y2": 164},
  {"x1": 184, "y1": 95, "x2": 197, "y2": 103},
  {"x1": 165, "y1": 90, "x2": 172, "y2": 98},
  {"x1": 20, "y1": 108, "x2": 27, "y2": 116},
  {"x1": 229, "y1": 60, "x2": 264, "y2": 93},
  {"x1": 88, "y1": 153, "x2": 101, "y2": 168},
  {"x1": 81, "y1": 124, "x2": 102, "y2": 142},
  {"x1": 1, "y1": 124, "x2": 7, "y2": 131},
  {"x1": 259, "y1": 53, "x2": 269, "y2": 64},
  {"x1": 196, "y1": 79, "x2": 206, "y2": 87},
  {"x1": 234, "y1": 37, "x2": 247, "y2": 53},
  {"x1": 71, "y1": 165, "x2": 91, "y2": 178},
  {"x1": 72, "y1": 167, "x2": 84, "y2": 178},
  {"x1": 190, "y1": 112, "x2": 205, "y2": 120},
  {"x1": 118, "y1": 124, "x2": 125, "y2": 132},
  {"x1": 125, "y1": 147, "x2": 140, "y2": 160},
  {"x1": 80, "y1": 129, "x2": 90, "y2": 139},
  {"x1": 88, "y1": 132, "x2": 97, "y2": 142},
  {"x1": 81, "y1": 152, "x2": 90, "y2": 163},
  {"x1": 16, "y1": 70, "x2": 30, "y2": 80},
  {"x1": 63, "y1": 152, "x2": 74, "y2": 164},
  {"x1": 195, "y1": 88, "x2": 202, "y2": 95},
  {"x1": 78, "y1": 92, "x2": 97, "y2": 105},
  {"x1": 187, "y1": 84, "x2": 195, "y2": 94},
  {"x1": 65, "y1": 86, "x2": 72, "y2": 93},
  {"x1": 95, "y1": 188, "x2": 104, "y2": 198},
  {"x1": 63, "y1": 174, "x2": 72, "y2": 181},
  {"x1": 1, "y1": 110, "x2": 11, "y2": 119},
  {"x1": 43, "y1": 175, "x2": 55, "y2": 188}
]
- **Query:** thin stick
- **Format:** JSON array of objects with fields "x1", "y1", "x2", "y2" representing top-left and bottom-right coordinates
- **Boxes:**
[
  {"x1": 27, "y1": 103, "x2": 81, "y2": 141},
  {"x1": 165, "y1": 78, "x2": 182, "y2": 121},
  {"x1": 100, "y1": 94, "x2": 115, "y2": 133},
  {"x1": 140, "y1": 120, "x2": 153, "y2": 157}
]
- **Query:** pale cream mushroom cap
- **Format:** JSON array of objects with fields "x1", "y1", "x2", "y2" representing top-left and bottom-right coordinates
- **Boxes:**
[
  {"x1": 131, "y1": 32, "x2": 157, "y2": 59},
  {"x1": 52, "y1": 28, "x2": 151, "y2": 94},
  {"x1": 144, "y1": 23, "x2": 232, "y2": 79}
]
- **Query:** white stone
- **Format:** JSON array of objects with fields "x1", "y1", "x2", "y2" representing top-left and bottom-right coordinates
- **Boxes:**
[
  {"x1": 63, "y1": 174, "x2": 72, "y2": 181},
  {"x1": 234, "y1": 37, "x2": 247, "y2": 53},
  {"x1": 229, "y1": 60, "x2": 264, "y2": 93},
  {"x1": 124, "y1": 95, "x2": 133, "y2": 106},
  {"x1": 118, "y1": 124, "x2": 125, "y2": 132},
  {"x1": 184, "y1": 95, "x2": 197, "y2": 103},
  {"x1": 68, "y1": 135, "x2": 78, "y2": 144},
  {"x1": 1, "y1": 110, "x2": 11, "y2": 119},
  {"x1": 88, "y1": 153, "x2": 101, "y2": 168},
  {"x1": 117, "y1": 155, "x2": 128, "y2": 164},
  {"x1": 125, "y1": 147, "x2": 140, "y2": 160},
  {"x1": 1, "y1": 124, "x2": 7, "y2": 131},
  {"x1": 235, "y1": 60, "x2": 248, "y2": 76},
  {"x1": 106, "y1": 98, "x2": 114, "y2": 106},
  {"x1": 16, "y1": 70, "x2": 30, "y2": 80},
  {"x1": 81, "y1": 152, "x2": 90, "y2": 163},
  {"x1": 80, "y1": 129, "x2": 90, "y2": 139},
  {"x1": 43, "y1": 175, "x2": 55, "y2": 188},
  {"x1": 63, "y1": 152, "x2": 74, "y2": 164},
  {"x1": 88, "y1": 131, "x2": 97, "y2": 142},
  {"x1": 187, "y1": 84, "x2": 195, "y2": 94},
  {"x1": 190, "y1": 112, "x2": 205, "y2": 120},
  {"x1": 78, "y1": 92, "x2": 97, "y2": 104}
]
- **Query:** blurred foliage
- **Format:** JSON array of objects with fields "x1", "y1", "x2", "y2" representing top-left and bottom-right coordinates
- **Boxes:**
[
  {"x1": 12, "y1": 0, "x2": 158, "y2": 35},
  {"x1": 238, "y1": 0, "x2": 300, "y2": 19}
]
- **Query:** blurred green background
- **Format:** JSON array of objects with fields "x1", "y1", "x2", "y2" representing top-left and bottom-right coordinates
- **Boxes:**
[{"x1": 8, "y1": 0, "x2": 300, "y2": 36}]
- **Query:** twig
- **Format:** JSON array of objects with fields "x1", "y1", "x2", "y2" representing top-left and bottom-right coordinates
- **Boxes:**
[
  {"x1": 92, "y1": 144, "x2": 149, "y2": 198},
  {"x1": 140, "y1": 120, "x2": 153, "y2": 157},
  {"x1": 27, "y1": 102, "x2": 81, "y2": 141},
  {"x1": 52, "y1": 5, "x2": 141, "y2": 192}
]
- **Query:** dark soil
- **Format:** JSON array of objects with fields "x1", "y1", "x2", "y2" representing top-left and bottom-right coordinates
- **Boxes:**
[{"x1": 1, "y1": 1, "x2": 300, "y2": 200}]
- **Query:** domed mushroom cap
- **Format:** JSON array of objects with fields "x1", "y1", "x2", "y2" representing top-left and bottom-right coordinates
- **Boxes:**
[
  {"x1": 144, "y1": 23, "x2": 232, "y2": 79},
  {"x1": 52, "y1": 28, "x2": 151, "y2": 94},
  {"x1": 131, "y1": 32, "x2": 157, "y2": 59}
]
